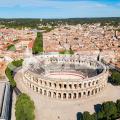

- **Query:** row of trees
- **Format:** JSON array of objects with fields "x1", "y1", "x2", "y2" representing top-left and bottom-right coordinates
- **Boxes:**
[
  {"x1": 15, "y1": 93, "x2": 35, "y2": 120},
  {"x1": 32, "y1": 32, "x2": 43, "y2": 54},
  {"x1": 78, "y1": 100, "x2": 120, "y2": 120},
  {"x1": 5, "y1": 59, "x2": 23, "y2": 88},
  {"x1": 1, "y1": 17, "x2": 120, "y2": 29}
]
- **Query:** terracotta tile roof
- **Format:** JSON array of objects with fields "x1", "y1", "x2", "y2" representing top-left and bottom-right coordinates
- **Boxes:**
[{"x1": 28, "y1": 40, "x2": 34, "y2": 49}]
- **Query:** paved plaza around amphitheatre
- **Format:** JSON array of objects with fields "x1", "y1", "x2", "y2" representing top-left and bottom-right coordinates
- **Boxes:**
[{"x1": 15, "y1": 69, "x2": 120, "y2": 120}]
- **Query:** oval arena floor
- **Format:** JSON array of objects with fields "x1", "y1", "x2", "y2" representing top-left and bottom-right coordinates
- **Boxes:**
[{"x1": 44, "y1": 71, "x2": 85, "y2": 80}]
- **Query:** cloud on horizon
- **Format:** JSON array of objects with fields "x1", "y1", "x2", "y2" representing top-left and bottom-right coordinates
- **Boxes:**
[{"x1": 0, "y1": 0, "x2": 120, "y2": 18}]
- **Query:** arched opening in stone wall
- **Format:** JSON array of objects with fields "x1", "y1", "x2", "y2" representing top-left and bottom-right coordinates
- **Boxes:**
[
  {"x1": 45, "y1": 81, "x2": 47, "y2": 86},
  {"x1": 40, "y1": 80, "x2": 42, "y2": 85},
  {"x1": 44, "y1": 90, "x2": 47, "y2": 95},
  {"x1": 74, "y1": 84, "x2": 77, "y2": 89},
  {"x1": 53, "y1": 92, "x2": 56, "y2": 98},
  {"x1": 40, "y1": 89, "x2": 42, "y2": 94},
  {"x1": 48, "y1": 91, "x2": 51, "y2": 97},
  {"x1": 68, "y1": 93, "x2": 72, "y2": 99},
  {"x1": 73, "y1": 93, "x2": 77, "y2": 99},
  {"x1": 63, "y1": 93, "x2": 66, "y2": 99},
  {"x1": 88, "y1": 91, "x2": 90, "y2": 96},
  {"x1": 64, "y1": 84, "x2": 67, "y2": 89},
  {"x1": 59, "y1": 84, "x2": 62, "y2": 89},
  {"x1": 49, "y1": 82, "x2": 51, "y2": 87},
  {"x1": 54, "y1": 83, "x2": 57, "y2": 88},
  {"x1": 92, "y1": 81, "x2": 95, "y2": 85},
  {"x1": 69, "y1": 84, "x2": 72, "y2": 89},
  {"x1": 79, "y1": 84, "x2": 82, "y2": 88},
  {"x1": 88, "y1": 82, "x2": 91, "y2": 87},
  {"x1": 95, "y1": 88, "x2": 97, "y2": 94},
  {"x1": 92, "y1": 90, "x2": 94, "y2": 95},
  {"x1": 33, "y1": 85, "x2": 34, "y2": 90},
  {"x1": 83, "y1": 92, "x2": 86, "y2": 96},
  {"x1": 58, "y1": 93, "x2": 61, "y2": 98},
  {"x1": 78, "y1": 92, "x2": 81, "y2": 98},
  {"x1": 96, "y1": 80, "x2": 98, "y2": 84},
  {"x1": 36, "y1": 87, "x2": 38, "y2": 92}
]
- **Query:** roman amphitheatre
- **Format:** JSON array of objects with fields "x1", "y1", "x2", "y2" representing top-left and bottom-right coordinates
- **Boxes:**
[{"x1": 23, "y1": 54, "x2": 108, "y2": 100}]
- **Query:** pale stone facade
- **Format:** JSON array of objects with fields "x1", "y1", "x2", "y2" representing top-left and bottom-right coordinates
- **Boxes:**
[{"x1": 23, "y1": 54, "x2": 108, "y2": 100}]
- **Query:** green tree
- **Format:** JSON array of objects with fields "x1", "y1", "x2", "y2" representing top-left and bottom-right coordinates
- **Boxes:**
[
  {"x1": 15, "y1": 93, "x2": 35, "y2": 120},
  {"x1": 81, "y1": 111, "x2": 94, "y2": 120},
  {"x1": 7, "y1": 44, "x2": 16, "y2": 51},
  {"x1": 110, "y1": 71, "x2": 120, "y2": 85},
  {"x1": 116, "y1": 99, "x2": 120, "y2": 114},
  {"x1": 97, "y1": 111, "x2": 104, "y2": 120},
  {"x1": 101, "y1": 101, "x2": 117, "y2": 119}
]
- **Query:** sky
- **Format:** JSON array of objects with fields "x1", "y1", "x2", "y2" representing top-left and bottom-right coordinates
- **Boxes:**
[{"x1": 0, "y1": 0, "x2": 120, "y2": 18}]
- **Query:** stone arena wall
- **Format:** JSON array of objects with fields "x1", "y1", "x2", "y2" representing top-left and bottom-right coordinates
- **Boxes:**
[{"x1": 23, "y1": 55, "x2": 108, "y2": 100}]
